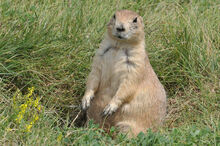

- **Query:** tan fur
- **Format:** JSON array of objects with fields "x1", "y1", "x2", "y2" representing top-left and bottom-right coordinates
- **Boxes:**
[{"x1": 82, "y1": 10, "x2": 166, "y2": 137}]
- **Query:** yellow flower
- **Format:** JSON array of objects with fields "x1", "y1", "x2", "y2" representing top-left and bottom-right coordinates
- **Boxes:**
[
  {"x1": 37, "y1": 106, "x2": 41, "y2": 111},
  {"x1": 13, "y1": 86, "x2": 43, "y2": 133},
  {"x1": 19, "y1": 104, "x2": 27, "y2": 115},
  {"x1": 6, "y1": 128, "x2": 13, "y2": 132},
  {"x1": 27, "y1": 98, "x2": 32, "y2": 105},
  {"x1": 57, "y1": 134, "x2": 63, "y2": 142},
  {"x1": 34, "y1": 97, "x2": 39, "y2": 107},
  {"x1": 26, "y1": 124, "x2": 33, "y2": 132},
  {"x1": 16, "y1": 114, "x2": 23, "y2": 123},
  {"x1": 33, "y1": 114, "x2": 39, "y2": 121},
  {"x1": 20, "y1": 104, "x2": 27, "y2": 109},
  {"x1": 26, "y1": 87, "x2": 34, "y2": 98}
]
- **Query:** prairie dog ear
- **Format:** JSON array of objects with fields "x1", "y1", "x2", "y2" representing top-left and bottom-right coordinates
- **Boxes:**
[
  {"x1": 107, "y1": 20, "x2": 111, "y2": 26},
  {"x1": 107, "y1": 15, "x2": 115, "y2": 26},
  {"x1": 107, "y1": 19, "x2": 112, "y2": 26},
  {"x1": 108, "y1": 13, "x2": 117, "y2": 26},
  {"x1": 138, "y1": 16, "x2": 143, "y2": 24}
]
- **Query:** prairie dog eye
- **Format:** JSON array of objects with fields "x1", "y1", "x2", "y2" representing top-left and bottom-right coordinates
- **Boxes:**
[{"x1": 133, "y1": 17, "x2": 137, "y2": 23}]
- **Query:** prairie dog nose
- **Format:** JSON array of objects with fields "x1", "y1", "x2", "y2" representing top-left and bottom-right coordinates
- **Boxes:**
[{"x1": 116, "y1": 25, "x2": 125, "y2": 32}]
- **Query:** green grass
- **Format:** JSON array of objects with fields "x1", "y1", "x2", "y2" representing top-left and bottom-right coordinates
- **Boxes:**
[{"x1": 0, "y1": 0, "x2": 219, "y2": 145}]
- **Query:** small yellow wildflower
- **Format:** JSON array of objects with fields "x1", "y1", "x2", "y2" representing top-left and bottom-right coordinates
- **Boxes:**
[
  {"x1": 26, "y1": 124, "x2": 33, "y2": 132},
  {"x1": 13, "y1": 86, "x2": 42, "y2": 133},
  {"x1": 33, "y1": 114, "x2": 39, "y2": 121},
  {"x1": 37, "y1": 106, "x2": 41, "y2": 111},
  {"x1": 34, "y1": 97, "x2": 39, "y2": 107},
  {"x1": 20, "y1": 104, "x2": 28, "y2": 112},
  {"x1": 27, "y1": 98, "x2": 32, "y2": 105},
  {"x1": 26, "y1": 87, "x2": 34, "y2": 98},
  {"x1": 57, "y1": 134, "x2": 63, "y2": 142},
  {"x1": 15, "y1": 114, "x2": 23, "y2": 123},
  {"x1": 6, "y1": 128, "x2": 13, "y2": 132}
]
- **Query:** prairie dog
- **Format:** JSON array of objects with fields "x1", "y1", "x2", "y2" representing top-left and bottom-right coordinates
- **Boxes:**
[{"x1": 82, "y1": 10, "x2": 166, "y2": 137}]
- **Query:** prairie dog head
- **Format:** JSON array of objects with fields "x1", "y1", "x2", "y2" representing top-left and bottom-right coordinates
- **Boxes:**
[{"x1": 107, "y1": 10, "x2": 144, "y2": 43}]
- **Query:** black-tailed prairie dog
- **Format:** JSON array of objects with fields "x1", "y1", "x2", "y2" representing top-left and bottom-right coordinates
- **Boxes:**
[{"x1": 82, "y1": 10, "x2": 166, "y2": 137}]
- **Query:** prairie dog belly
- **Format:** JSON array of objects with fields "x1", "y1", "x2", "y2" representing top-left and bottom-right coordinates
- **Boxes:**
[
  {"x1": 87, "y1": 48, "x2": 130, "y2": 124},
  {"x1": 99, "y1": 48, "x2": 129, "y2": 96}
]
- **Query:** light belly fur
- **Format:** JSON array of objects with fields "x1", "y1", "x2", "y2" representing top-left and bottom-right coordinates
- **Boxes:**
[{"x1": 87, "y1": 48, "x2": 133, "y2": 125}]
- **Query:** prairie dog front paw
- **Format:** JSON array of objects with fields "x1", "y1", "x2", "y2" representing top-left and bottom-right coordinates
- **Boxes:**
[
  {"x1": 81, "y1": 91, "x2": 94, "y2": 110},
  {"x1": 101, "y1": 103, "x2": 118, "y2": 117}
]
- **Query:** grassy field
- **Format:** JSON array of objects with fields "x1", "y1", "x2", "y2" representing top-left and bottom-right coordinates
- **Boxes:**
[{"x1": 0, "y1": 0, "x2": 219, "y2": 145}]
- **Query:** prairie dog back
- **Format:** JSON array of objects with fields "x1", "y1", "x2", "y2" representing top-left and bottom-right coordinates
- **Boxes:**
[{"x1": 82, "y1": 10, "x2": 166, "y2": 137}]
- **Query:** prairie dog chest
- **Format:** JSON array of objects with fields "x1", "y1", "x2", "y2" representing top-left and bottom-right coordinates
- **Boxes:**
[
  {"x1": 102, "y1": 47, "x2": 126, "y2": 66},
  {"x1": 100, "y1": 46, "x2": 136, "y2": 81}
]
